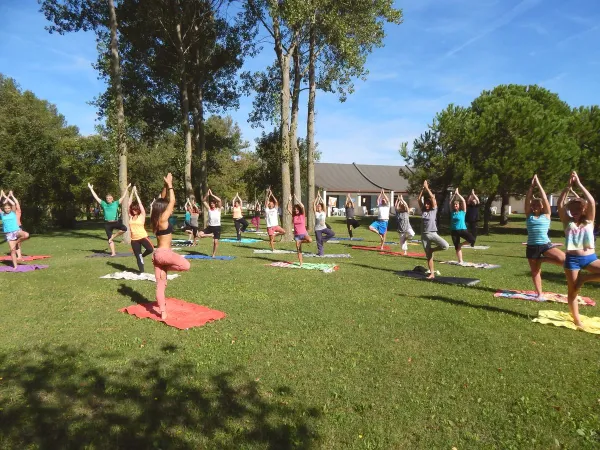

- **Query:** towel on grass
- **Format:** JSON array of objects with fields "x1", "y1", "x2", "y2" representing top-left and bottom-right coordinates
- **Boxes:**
[
  {"x1": 254, "y1": 249, "x2": 295, "y2": 254},
  {"x1": 379, "y1": 251, "x2": 426, "y2": 257},
  {"x1": 184, "y1": 254, "x2": 235, "y2": 260},
  {"x1": 494, "y1": 290, "x2": 595, "y2": 306},
  {"x1": 268, "y1": 261, "x2": 338, "y2": 273},
  {"x1": 219, "y1": 238, "x2": 262, "y2": 243},
  {"x1": 532, "y1": 310, "x2": 600, "y2": 334},
  {"x1": 396, "y1": 270, "x2": 480, "y2": 286},
  {"x1": 87, "y1": 252, "x2": 132, "y2": 258},
  {"x1": 171, "y1": 240, "x2": 195, "y2": 247},
  {"x1": 441, "y1": 261, "x2": 500, "y2": 269},
  {"x1": 101, "y1": 271, "x2": 179, "y2": 282},
  {"x1": 461, "y1": 246, "x2": 490, "y2": 250},
  {"x1": 253, "y1": 250, "x2": 351, "y2": 258},
  {"x1": 0, "y1": 255, "x2": 51, "y2": 262},
  {"x1": 0, "y1": 264, "x2": 49, "y2": 272},
  {"x1": 120, "y1": 298, "x2": 226, "y2": 330}
]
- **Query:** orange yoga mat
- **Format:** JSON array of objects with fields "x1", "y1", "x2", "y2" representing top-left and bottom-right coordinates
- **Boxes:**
[
  {"x1": 379, "y1": 251, "x2": 426, "y2": 257},
  {"x1": 120, "y1": 298, "x2": 226, "y2": 330},
  {"x1": 0, "y1": 255, "x2": 51, "y2": 261},
  {"x1": 352, "y1": 245, "x2": 392, "y2": 252}
]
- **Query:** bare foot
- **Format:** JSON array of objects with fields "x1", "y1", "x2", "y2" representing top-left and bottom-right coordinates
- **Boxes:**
[
  {"x1": 161, "y1": 311, "x2": 168, "y2": 320},
  {"x1": 426, "y1": 274, "x2": 435, "y2": 279},
  {"x1": 403, "y1": 252, "x2": 408, "y2": 256}
]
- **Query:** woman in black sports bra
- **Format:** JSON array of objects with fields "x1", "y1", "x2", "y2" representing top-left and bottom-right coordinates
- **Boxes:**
[{"x1": 150, "y1": 173, "x2": 190, "y2": 320}]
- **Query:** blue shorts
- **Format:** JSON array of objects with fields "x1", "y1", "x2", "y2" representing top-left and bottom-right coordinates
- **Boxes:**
[
  {"x1": 369, "y1": 220, "x2": 388, "y2": 235},
  {"x1": 294, "y1": 234, "x2": 308, "y2": 241},
  {"x1": 564, "y1": 253, "x2": 598, "y2": 270}
]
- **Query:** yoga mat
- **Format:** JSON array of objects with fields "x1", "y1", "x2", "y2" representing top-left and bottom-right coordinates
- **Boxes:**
[
  {"x1": 219, "y1": 238, "x2": 262, "y2": 243},
  {"x1": 120, "y1": 298, "x2": 226, "y2": 330},
  {"x1": 87, "y1": 252, "x2": 132, "y2": 258},
  {"x1": 268, "y1": 261, "x2": 338, "y2": 273},
  {"x1": 172, "y1": 240, "x2": 195, "y2": 247},
  {"x1": 379, "y1": 251, "x2": 426, "y2": 257},
  {"x1": 533, "y1": 310, "x2": 600, "y2": 334},
  {"x1": 184, "y1": 254, "x2": 235, "y2": 260},
  {"x1": 352, "y1": 245, "x2": 392, "y2": 252},
  {"x1": 521, "y1": 242, "x2": 562, "y2": 246},
  {"x1": 441, "y1": 261, "x2": 500, "y2": 269},
  {"x1": 244, "y1": 230, "x2": 268, "y2": 235},
  {"x1": 330, "y1": 237, "x2": 363, "y2": 241},
  {"x1": 253, "y1": 250, "x2": 350, "y2": 258},
  {"x1": 0, "y1": 264, "x2": 49, "y2": 272},
  {"x1": 396, "y1": 270, "x2": 480, "y2": 286},
  {"x1": 0, "y1": 255, "x2": 51, "y2": 262},
  {"x1": 101, "y1": 271, "x2": 179, "y2": 282},
  {"x1": 494, "y1": 290, "x2": 595, "y2": 306},
  {"x1": 254, "y1": 249, "x2": 295, "y2": 254},
  {"x1": 461, "y1": 246, "x2": 490, "y2": 250}
]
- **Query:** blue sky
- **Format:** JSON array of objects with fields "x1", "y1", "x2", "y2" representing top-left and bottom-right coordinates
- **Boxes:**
[{"x1": 1, "y1": 0, "x2": 599, "y2": 165}]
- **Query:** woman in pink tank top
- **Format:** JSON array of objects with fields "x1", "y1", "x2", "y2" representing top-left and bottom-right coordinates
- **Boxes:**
[{"x1": 287, "y1": 195, "x2": 312, "y2": 267}]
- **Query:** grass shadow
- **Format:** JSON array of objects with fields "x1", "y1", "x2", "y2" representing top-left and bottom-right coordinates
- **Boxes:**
[
  {"x1": 106, "y1": 261, "x2": 135, "y2": 272},
  {"x1": 0, "y1": 345, "x2": 321, "y2": 449},
  {"x1": 117, "y1": 284, "x2": 151, "y2": 305},
  {"x1": 413, "y1": 294, "x2": 532, "y2": 320}
]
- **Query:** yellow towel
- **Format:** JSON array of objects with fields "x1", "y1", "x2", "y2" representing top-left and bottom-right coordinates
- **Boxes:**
[{"x1": 533, "y1": 310, "x2": 600, "y2": 335}]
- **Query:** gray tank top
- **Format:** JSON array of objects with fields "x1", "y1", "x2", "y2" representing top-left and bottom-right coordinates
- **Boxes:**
[{"x1": 346, "y1": 207, "x2": 355, "y2": 219}]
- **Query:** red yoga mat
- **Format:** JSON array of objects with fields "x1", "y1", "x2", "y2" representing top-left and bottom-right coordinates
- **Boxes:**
[
  {"x1": 352, "y1": 245, "x2": 392, "y2": 252},
  {"x1": 379, "y1": 251, "x2": 426, "y2": 257},
  {"x1": 0, "y1": 255, "x2": 51, "y2": 261},
  {"x1": 120, "y1": 298, "x2": 226, "y2": 330}
]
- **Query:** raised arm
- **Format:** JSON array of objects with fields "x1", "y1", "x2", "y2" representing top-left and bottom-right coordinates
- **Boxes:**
[
  {"x1": 454, "y1": 188, "x2": 466, "y2": 211},
  {"x1": 424, "y1": 181, "x2": 437, "y2": 209},
  {"x1": 3, "y1": 191, "x2": 15, "y2": 206},
  {"x1": 399, "y1": 194, "x2": 409, "y2": 210},
  {"x1": 293, "y1": 194, "x2": 304, "y2": 209},
  {"x1": 202, "y1": 189, "x2": 211, "y2": 210},
  {"x1": 0, "y1": 190, "x2": 6, "y2": 202},
  {"x1": 573, "y1": 171, "x2": 595, "y2": 222},
  {"x1": 270, "y1": 192, "x2": 279, "y2": 207},
  {"x1": 313, "y1": 192, "x2": 321, "y2": 213},
  {"x1": 377, "y1": 190, "x2": 383, "y2": 205},
  {"x1": 417, "y1": 187, "x2": 425, "y2": 209},
  {"x1": 471, "y1": 190, "x2": 480, "y2": 205},
  {"x1": 557, "y1": 175, "x2": 572, "y2": 226},
  {"x1": 88, "y1": 183, "x2": 102, "y2": 204},
  {"x1": 534, "y1": 175, "x2": 551, "y2": 216},
  {"x1": 381, "y1": 190, "x2": 389, "y2": 204},
  {"x1": 286, "y1": 195, "x2": 293, "y2": 215},
  {"x1": 133, "y1": 186, "x2": 145, "y2": 216},
  {"x1": 210, "y1": 191, "x2": 223, "y2": 208},
  {"x1": 524, "y1": 176, "x2": 536, "y2": 216},
  {"x1": 163, "y1": 173, "x2": 175, "y2": 218},
  {"x1": 118, "y1": 183, "x2": 132, "y2": 204}
]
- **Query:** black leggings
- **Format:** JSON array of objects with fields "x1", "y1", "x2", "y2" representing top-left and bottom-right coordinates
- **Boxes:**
[
  {"x1": 131, "y1": 238, "x2": 154, "y2": 272},
  {"x1": 234, "y1": 217, "x2": 249, "y2": 239},
  {"x1": 466, "y1": 221, "x2": 478, "y2": 242},
  {"x1": 451, "y1": 229, "x2": 476, "y2": 249},
  {"x1": 104, "y1": 221, "x2": 127, "y2": 239},
  {"x1": 346, "y1": 218, "x2": 360, "y2": 238}
]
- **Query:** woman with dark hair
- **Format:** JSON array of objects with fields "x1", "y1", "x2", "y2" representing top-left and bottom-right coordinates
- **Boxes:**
[
  {"x1": 251, "y1": 200, "x2": 262, "y2": 232},
  {"x1": 418, "y1": 180, "x2": 449, "y2": 279},
  {"x1": 345, "y1": 194, "x2": 360, "y2": 239},
  {"x1": 88, "y1": 182, "x2": 130, "y2": 256},
  {"x1": 184, "y1": 200, "x2": 200, "y2": 245},
  {"x1": 198, "y1": 189, "x2": 222, "y2": 257},
  {"x1": 128, "y1": 186, "x2": 153, "y2": 273},
  {"x1": 232, "y1": 193, "x2": 249, "y2": 241},
  {"x1": 151, "y1": 173, "x2": 191, "y2": 320},
  {"x1": 559, "y1": 171, "x2": 600, "y2": 328},
  {"x1": 524, "y1": 175, "x2": 565, "y2": 300},
  {"x1": 313, "y1": 191, "x2": 335, "y2": 256},
  {"x1": 287, "y1": 194, "x2": 312, "y2": 266},
  {"x1": 449, "y1": 188, "x2": 476, "y2": 264}
]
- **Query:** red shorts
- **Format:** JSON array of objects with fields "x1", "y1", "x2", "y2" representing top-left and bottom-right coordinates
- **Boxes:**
[{"x1": 267, "y1": 226, "x2": 285, "y2": 236}]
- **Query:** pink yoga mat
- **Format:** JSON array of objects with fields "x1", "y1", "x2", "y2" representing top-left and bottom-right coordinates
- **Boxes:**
[
  {"x1": 0, "y1": 255, "x2": 51, "y2": 262},
  {"x1": 120, "y1": 298, "x2": 226, "y2": 330},
  {"x1": 0, "y1": 264, "x2": 49, "y2": 272}
]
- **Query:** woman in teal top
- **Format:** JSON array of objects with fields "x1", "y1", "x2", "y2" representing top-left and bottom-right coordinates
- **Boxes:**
[
  {"x1": 525, "y1": 175, "x2": 565, "y2": 300},
  {"x1": 0, "y1": 190, "x2": 30, "y2": 269},
  {"x1": 88, "y1": 183, "x2": 130, "y2": 257},
  {"x1": 449, "y1": 188, "x2": 475, "y2": 264}
]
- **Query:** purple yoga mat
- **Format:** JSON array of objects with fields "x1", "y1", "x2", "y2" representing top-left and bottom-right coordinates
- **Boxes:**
[{"x1": 0, "y1": 264, "x2": 49, "y2": 272}]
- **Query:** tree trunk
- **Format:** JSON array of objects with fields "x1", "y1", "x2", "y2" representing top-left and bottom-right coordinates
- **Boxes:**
[
  {"x1": 500, "y1": 192, "x2": 509, "y2": 225},
  {"x1": 306, "y1": 24, "x2": 317, "y2": 230},
  {"x1": 483, "y1": 195, "x2": 495, "y2": 234},
  {"x1": 290, "y1": 46, "x2": 302, "y2": 202},
  {"x1": 192, "y1": 77, "x2": 207, "y2": 227},
  {"x1": 175, "y1": 21, "x2": 194, "y2": 198},
  {"x1": 108, "y1": 0, "x2": 129, "y2": 243},
  {"x1": 279, "y1": 53, "x2": 293, "y2": 240}
]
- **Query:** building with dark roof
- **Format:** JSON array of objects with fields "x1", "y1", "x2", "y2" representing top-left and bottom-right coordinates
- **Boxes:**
[{"x1": 315, "y1": 163, "x2": 418, "y2": 216}]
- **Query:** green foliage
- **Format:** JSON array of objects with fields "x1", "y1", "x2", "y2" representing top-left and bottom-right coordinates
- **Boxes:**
[{"x1": 572, "y1": 105, "x2": 600, "y2": 199}]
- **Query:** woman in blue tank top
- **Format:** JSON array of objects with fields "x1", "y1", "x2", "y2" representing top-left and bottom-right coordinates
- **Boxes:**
[
  {"x1": 525, "y1": 175, "x2": 565, "y2": 300},
  {"x1": 0, "y1": 190, "x2": 31, "y2": 269}
]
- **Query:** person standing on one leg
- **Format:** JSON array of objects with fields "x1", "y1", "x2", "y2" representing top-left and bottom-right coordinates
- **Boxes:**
[
  {"x1": 198, "y1": 189, "x2": 222, "y2": 257},
  {"x1": 88, "y1": 182, "x2": 130, "y2": 256},
  {"x1": 264, "y1": 189, "x2": 286, "y2": 251},
  {"x1": 0, "y1": 190, "x2": 30, "y2": 269},
  {"x1": 184, "y1": 200, "x2": 200, "y2": 246},
  {"x1": 128, "y1": 186, "x2": 154, "y2": 273},
  {"x1": 3, "y1": 190, "x2": 27, "y2": 260},
  {"x1": 313, "y1": 191, "x2": 335, "y2": 256},
  {"x1": 368, "y1": 189, "x2": 390, "y2": 250},
  {"x1": 288, "y1": 195, "x2": 312, "y2": 266},
  {"x1": 232, "y1": 193, "x2": 249, "y2": 241},
  {"x1": 150, "y1": 173, "x2": 190, "y2": 320},
  {"x1": 251, "y1": 200, "x2": 262, "y2": 231},
  {"x1": 465, "y1": 190, "x2": 480, "y2": 243},
  {"x1": 395, "y1": 194, "x2": 415, "y2": 256},
  {"x1": 418, "y1": 180, "x2": 449, "y2": 279},
  {"x1": 345, "y1": 194, "x2": 360, "y2": 239},
  {"x1": 558, "y1": 171, "x2": 600, "y2": 328},
  {"x1": 450, "y1": 188, "x2": 476, "y2": 264},
  {"x1": 525, "y1": 175, "x2": 565, "y2": 300}
]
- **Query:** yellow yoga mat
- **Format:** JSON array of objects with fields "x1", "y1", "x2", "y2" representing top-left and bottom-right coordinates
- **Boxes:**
[{"x1": 533, "y1": 310, "x2": 600, "y2": 335}]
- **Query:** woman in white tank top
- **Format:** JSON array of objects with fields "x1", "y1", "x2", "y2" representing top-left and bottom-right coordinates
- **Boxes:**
[{"x1": 198, "y1": 188, "x2": 223, "y2": 257}]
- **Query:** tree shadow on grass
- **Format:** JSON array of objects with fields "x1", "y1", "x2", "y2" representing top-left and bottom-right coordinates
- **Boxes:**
[
  {"x1": 0, "y1": 346, "x2": 321, "y2": 449},
  {"x1": 411, "y1": 295, "x2": 532, "y2": 320}
]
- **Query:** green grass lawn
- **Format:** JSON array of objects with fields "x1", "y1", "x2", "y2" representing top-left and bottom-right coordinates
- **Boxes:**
[{"x1": 1, "y1": 215, "x2": 599, "y2": 449}]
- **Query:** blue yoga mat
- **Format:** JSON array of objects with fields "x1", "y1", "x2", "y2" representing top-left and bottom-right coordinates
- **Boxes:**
[
  {"x1": 219, "y1": 238, "x2": 261, "y2": 243},
  {"x1": 184, "y1": 254, "x2": 235, "y2": 260}
]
